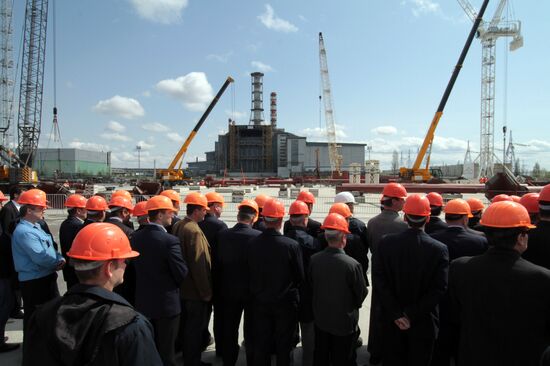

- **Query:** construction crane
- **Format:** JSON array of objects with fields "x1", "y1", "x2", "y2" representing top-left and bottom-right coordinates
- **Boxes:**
[
  {"x1": 318, "y1": 32, "x2": 342, "y2": 176},
  {"x1": 0, "y1": 0, "x2": 14, "y2": 146},
  {"x1": 157, "y1": 76, "x2": 234, "y2": 185},
  {"x1": 457, "y1": 0, "x2": 523, "y2": 179},
  {"x1": 399, "y1": 0, "x2": 490, "y2": 182}
]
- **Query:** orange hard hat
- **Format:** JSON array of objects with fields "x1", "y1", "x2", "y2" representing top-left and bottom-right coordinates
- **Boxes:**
[
  {"x1": 206, "y1": 192, "x2": 225, "y2": 206},
  {"x1": 238, "y1": 199, "x2": 259, "y2": 214},
  {"x1": 18, "y1": 189, "x2": 48, "y2": 208},
  {"x1": 480, "y1": 201, "x2": 535, "y2": 229},
  {"x1": 254, "y1": 194, "x2": 271, "y2": 209},
  {"x1": 403, "y1": 194, "x2": 431, "y2": 217},
  {"x1": 68, "y1": 223, "x2": 139, "y2": 261},
  {"x1": 426, "y1": 192, "x2": 444, "y2": 207},
  {"x1": 111, "y1": 190, "x2": 132, "y2": 201},
  {"x1": 321, "y1": 213, "x2": 350, "y2": 234},
  {"x1": 444, "y1": 199, "x2": 473, "y2": 218},
  {"x1": 160, "y1": 189, "x2": 181, "y2": 203},
  {"x1": 108, "y1": 196, "x2": 134, "y2": 212},
  {"x1": 519, "y1": 193, "x2": 539, "y2": 214},
  {"x1": 289, "y1": 200, "x2": 310, "y2": 215},
  {"x1": 492, "y1": 194, "x2": 512, "y2": 203},
  {"x1": 0, "y1": 191, "x2": 7, "y2": 202},
  {"x1": 540, "y1": 184, "x2": 550, "y2": 202},
  {"x1": 297, "y1": 191, "x2": 315, "y2": 204},
  {"x1": 147, "y1": 195, "x2": 178, "y2": 212},
  {"x1": 86, "y1": 195, "x2": 109, "y2": 211},
  {"x1": 133, "y1": 201, "x2": 149, "y2": 217},
  {"x1": 510, "y1": 195, "x2": 521, "y2": 203},
  {"x1": 329, "y1": 202, "x2": 352, "y2": 218},
  {"x1": 382, "y1": 182, "x2": 407, "y2": 199},
  {"x1": 65, "y1": 194, "x2": 87, "y2": 208},
  {"x1": 184, "y1": 192, "x2": 208, "y2": 208},
  {"x1": 467, "y1": 198, "x2": 485, "y2": 212},
  {"x1": 262, "y1": 198, "x2": 285, "y2": 218}
]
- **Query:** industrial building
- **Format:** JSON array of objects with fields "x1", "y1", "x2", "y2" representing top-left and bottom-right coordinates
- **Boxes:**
[
  {"x1": 34, "y1": 148, "x2": 111, "y2": 178},
  {"x1": 187, "y1": 72, "x2": 365, "y2": 177}
]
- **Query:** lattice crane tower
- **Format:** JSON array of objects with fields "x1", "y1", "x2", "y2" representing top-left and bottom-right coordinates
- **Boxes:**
[{"x1": 0, "y1": 0, "x2": 14, "y2": 146}]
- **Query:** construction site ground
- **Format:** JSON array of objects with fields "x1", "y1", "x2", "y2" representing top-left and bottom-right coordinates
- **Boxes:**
[{"x1": 0, "y1": 185, "x2": 490, "y2": 365}]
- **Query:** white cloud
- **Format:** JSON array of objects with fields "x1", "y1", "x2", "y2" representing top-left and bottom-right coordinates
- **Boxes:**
[
  {"x1": 225, "y1": 110, "x2": 247, "y2": 121},
  {"x1": 207, "y1": 51, "x2": 233, "y2": 63},
  {"x1": 142, "y1": 90, "x2": 151, "y2": 97},
  {"x1": 93, "y1": 95, "x2": 145, "y2": 119},
  {"x1": 371, "y1": 125, "x2": 398, "y2": 136},
  {"x1": 258, "y1": 4, "x2": 298, "y2": 33},
  {"x1": 69, "y1": 139, "x2": 110, "y2": 151},
  {"x1": 300, "y1": 124, "x2": 347, "y2": 140},
  {"x1": 251, "y1": 61, "x2": 274, "y2": 73},
  {"x1": 100, "y1": 132, "x2": 132, "y2": 142},
  {"x1": 129, "y1": 0, "x2": 188, "y2": 24},
  {"x1": 298, "y1": 15, "x2": 308, "y2": 22},
  {"x1": 156, "y1": 72, "x2": 214, "y2": 111},
  {"x1": 404, "y1": 0, "x2": 441, "y2": 17},
  {"x1": 107, "y1": 120, "x2": 126, "y2": 132},
  {"x1": 166, "y1": 132, "x2": 184, "y2": 143},
  {"x1": 142, "y1": 122, "x2": 171, "y2": 132},
  {"x1": 136, "y1": 140, "x2": 155, "y2": 150}
]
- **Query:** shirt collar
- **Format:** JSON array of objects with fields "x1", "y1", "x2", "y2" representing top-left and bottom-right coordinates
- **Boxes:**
[
  {"x1": 110, "y1": 216, "x2": 123, "y2": 223},
  {"x1": 20, "y1": 219, "x2": 40, "y2": 229},
  {"x1": 12, "y1": 200, "x2": 20, "y2": 210},
  {"x1": 148, "y1": 222, "x2": 167, "y2": 232}
]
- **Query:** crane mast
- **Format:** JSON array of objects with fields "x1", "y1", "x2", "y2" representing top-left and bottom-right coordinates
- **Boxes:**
[
  {"x1": 318, "y1": 32, "x2": 342, "y2": 176},
  {"x1": 17, "y1": 0, "x2": 48, "y2": 168},
  {"x1": 0, "y1": 0, "x2": 14, "y2": 146}
]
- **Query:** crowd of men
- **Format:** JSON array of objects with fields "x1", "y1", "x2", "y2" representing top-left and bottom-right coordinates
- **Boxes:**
[{"x1": 0, "y1": 183, "x2": 550, "y2": 366}]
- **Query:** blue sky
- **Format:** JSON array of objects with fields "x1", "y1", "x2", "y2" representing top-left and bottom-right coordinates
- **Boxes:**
[{"x1": 7, "y1": 0, "x2": 550, "y2": 170}]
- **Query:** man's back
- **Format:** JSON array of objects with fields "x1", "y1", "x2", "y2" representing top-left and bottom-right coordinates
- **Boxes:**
[
  {"x1": 450, "y1": 247, "x2": 550, "y2": 366},
  {"x1": 59, "y1": 216, "x2": 83, "y2": 287},
  {"x1": 522, "y1": 221, "x2": 550, "y2": 269},
  {"x1": 425, "y1": 216, "x2": 448, "y2": 235},
  {"x1": 431, "y1": 226, "x2": 488, "y2": 261},
  {"x1": 198, "y1": 213, "x2": 228, "y2": 250},
  {"x1": 367, "y1": 210, "x2": 407, "y2": 254}
]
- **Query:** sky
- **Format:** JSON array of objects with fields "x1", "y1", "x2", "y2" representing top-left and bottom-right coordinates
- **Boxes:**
[{"x1": 6, "y1": 0, "x2": 550, "y2": 171}]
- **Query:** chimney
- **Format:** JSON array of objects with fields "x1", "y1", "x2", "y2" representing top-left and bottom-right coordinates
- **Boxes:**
[
  {"x1": 249, "y1": 72, "x2": 264, "y2": 126},
  {"x1": 270, "y1": 92, "x2": 277, "y2": 128}
]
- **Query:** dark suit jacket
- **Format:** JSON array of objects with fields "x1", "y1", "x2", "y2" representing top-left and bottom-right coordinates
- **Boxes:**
[
  {"x1": 373, "y1": 228, "x2": 449, "y2": 339},
  {"x1": 450, "y1": 247, "x2": 550, "y2": 366},
  {"x1": 105, "y1": 217, "x2": 135, "y2": 304},
  {"x1": 425, "y1": 216, "x2": 448, "y2": 234},
  {"x1": 131, "y1": 224, "x2": 187, "y2": 319},
  {"x1": 214, "y1": 223, "x2": 261, "y2": 301},
  {"x1": 431, "y1": 226, "x2": 488, "y2": 261},
  {"x1": 0, "y1": 200, "x2": 19, "y2": 236},
  {"x1": 283, "y1": 218, "x2": 322, "y2": 237},
  {"x1": 106, "y1": 217, "x2": 134, "y2": 239},
  {"x1": 198, "y1": 213, "x2": 228, "y2": 251},
  {"x1": 252, "y1": 217, "x2": 267, "y2": 232},
  {"x1": 59, "y1": 216, "x2": 84, "y2": 287},
  {"x1": 522, "y1": 220, "x2": 550, "y2": 270}
]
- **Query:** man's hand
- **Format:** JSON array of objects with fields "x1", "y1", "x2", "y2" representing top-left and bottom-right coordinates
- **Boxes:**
[
  {"x1": 394, "y1": 316, "x2": 411, "y2": 331},
  {"x1": 56, "y1": 259, "x2": 66, "y2": 271}
]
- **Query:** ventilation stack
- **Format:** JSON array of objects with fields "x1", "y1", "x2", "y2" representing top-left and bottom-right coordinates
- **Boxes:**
[
  {"x1": 249, "y1": 72, "x2": 264, "y2": 126},
  {"x1": 270, "y1": 92, "x2": 277, "y2": 128}
]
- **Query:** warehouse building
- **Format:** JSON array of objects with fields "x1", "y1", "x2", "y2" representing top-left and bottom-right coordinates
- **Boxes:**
[{"x1": 34, "y1": 148, "x2": 111, "y2": 179}]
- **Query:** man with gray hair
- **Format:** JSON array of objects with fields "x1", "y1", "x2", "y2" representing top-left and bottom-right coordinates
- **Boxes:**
[{"x1": 310, "y1": 213, "x2": 368, "y2": 366}]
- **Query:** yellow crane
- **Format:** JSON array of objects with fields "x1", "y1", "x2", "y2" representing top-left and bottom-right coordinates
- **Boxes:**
[{"x1": 157, "y1": 76, "x2": 234, "y2": 184}]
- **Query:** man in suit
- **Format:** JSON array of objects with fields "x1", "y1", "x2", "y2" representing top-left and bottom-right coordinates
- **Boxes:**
[
  {"x1": 450, "y1": 201, "x2": 550, "y2": 366},
  {"x1": 310, "y1": 213, "x2": 368, "y2": 366},
  {"x1": 248, "y1": 199, "x2": 304, "y2": 366},
  {"x1": 425, "y1": 192, "x2": 448, "y2": 234},
  {"x1": 429, "y1": 199, "x2": 488, "y2": 366},
  {"x1": 284, "y1": 191, "x2": 322, "y2": 237},
  {"x1": 373, "y1": 194, "x2": 449, "y2": 366},
  {"x1": 334, "y1": 191, "x2": 369, "y2": 254},
  {"x1": 366, "y1": 182, "x2": 408, "y2": 364},
  {"x1": 214, "y1": 199, "x2": 262, "y2": 366},
  {"x1": 522, "y1": 185, "x2": 550, "y2": 269},
  {"x1": 161, "y1": 189, "x2": 181, "y2": 233},
  {"x1": 82, "y1": 195, "x2": 109, "y2": 227},
  {"x1": 59, "y1": 194, "x2": 87, "y2": 290},
  {"x1": 252, "y1": 194, "x2": 270, "y2": 232},
  {"x1": 172, "y1": 192, "x2": 212, "y2": 366},
  {"x1": 132, "y1": 195, "x2": 188, "y2": 366}
]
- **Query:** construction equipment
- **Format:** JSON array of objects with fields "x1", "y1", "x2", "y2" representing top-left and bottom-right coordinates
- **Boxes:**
[
  {"x1": 318, "y1": 32, "x2": 343, "y2": 176},
  {"x1": 157, "y1": 76, "x2": 234, "y2": 185},
  {"x1": 399, "y1": 0, "x2": 490, "y2": 182},
  {"x1": 457, "y1": 0, "x2": 523, "y2": 179}
]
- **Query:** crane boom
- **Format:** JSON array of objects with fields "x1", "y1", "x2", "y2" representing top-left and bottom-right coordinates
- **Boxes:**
[
  {"x1": 400, "y1": 0, "x2": 490, "y2": 182},
  {"x1": 318, "y1": 32, "x2": 342, "y2": 175}
]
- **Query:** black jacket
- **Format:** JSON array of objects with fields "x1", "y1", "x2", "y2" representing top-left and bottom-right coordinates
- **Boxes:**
[
  {"x1": 59, "y1": 216, "x2": 84, "y2": 287},
  {"x1": 198, "y1": 213, "x2": 228, "y2": 252},
  {"x1": 348, "y1": 216, "x2": 368, "y2": 251},
  {"x1": 285, "y1": 226, "x2": 322, "y2": 322},
  {"x1": 283, "y1": 218, "x2": 322, "y2": 237},
  {"x1": 105, "y1": 217, "x2": 136, "y2": 304},
  {"x1": 23, "y1": 284, "x2": 162, "y2": 366},
  {"x1": 431, "y1": 226, "x2": 488, "y2": 261},
  {"x1": 252, "y1": 217, "x2": 267, "y2": 232},
  {"x1": 0, "y1": 200, "x2": 19, "y2": 236},
  {"x1": 106, "y1": 217, "x2": 135, "y2": 239},
  {"x1": 248, "y1": 228, "x2": 304, "y2": 304},
  {"x1": 165, "y1": 215, "x2": 180, "y2": 234},
  {"x1": 522, "y1": 220, "x2": 550, "y2": 270},
  {"x1": 373, "y1": 228, "x2": 449, "y2": 339},
  {"x1": 425, "y1": 216, "x2": 448, "y2": 234},
  {"x1": 450, "y1": 247, "x2": 550, "y2": 366},
  {"x1": 131, "y1": 224, "x2": 187, "y2": 319},
  {"x1": 214, "y1": 223, "x2": 261, "y2": 301}
]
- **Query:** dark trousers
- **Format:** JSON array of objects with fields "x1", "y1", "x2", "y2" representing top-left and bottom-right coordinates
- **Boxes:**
[
  {"x1": 181, "y1": 299, "x2": 210, "y2": 366},
  {"x1": 20, "y1": 273, "x2": 59, "y2": 333},
  {"x1": 151, "y1": 314, "x2": 180, "y2": 366},
  {"x1": 253, "y1": 301, "x2": 297, "y2": 366},
  {"x1": 313, "y1": 326, "x2": 357, "y2": 366},
  {"x1": 0, "y1": 278, "x2": 14, "y2": 341},
  {"x1": 367, "y1": 290, "x2": 384, "y2": 358},
  {"x1": 213, "y1": 299, "x2": 223, "y2": 356},
  {"x1": 430, "y1": 321, "x2": 458, "y2": 366},
  {"x1": 382, "y1": 322, "x2": 435, "y2": 366},
  {"x1": 221, "y1": 297, "x2": 254, "y2": 366}
]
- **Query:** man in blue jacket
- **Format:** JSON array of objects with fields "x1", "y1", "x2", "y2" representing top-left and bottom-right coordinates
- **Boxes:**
[{"x1": 132, "y1": 195, "x2": 188, "y2": 366}]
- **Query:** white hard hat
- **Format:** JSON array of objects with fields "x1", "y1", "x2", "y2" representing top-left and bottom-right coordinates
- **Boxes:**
[{"x1": 334, "y1": 191, "x2": 356, "y2": 204}]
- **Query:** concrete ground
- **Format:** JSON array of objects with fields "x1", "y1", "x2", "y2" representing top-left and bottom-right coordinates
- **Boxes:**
[{"x1": 0, "y1": 185, "x2": 488, "y2": 365}]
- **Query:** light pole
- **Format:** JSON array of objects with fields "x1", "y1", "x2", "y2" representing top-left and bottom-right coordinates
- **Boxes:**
[{"x1": 136, "y1": 145, "x2": 142, "y2": 170}]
